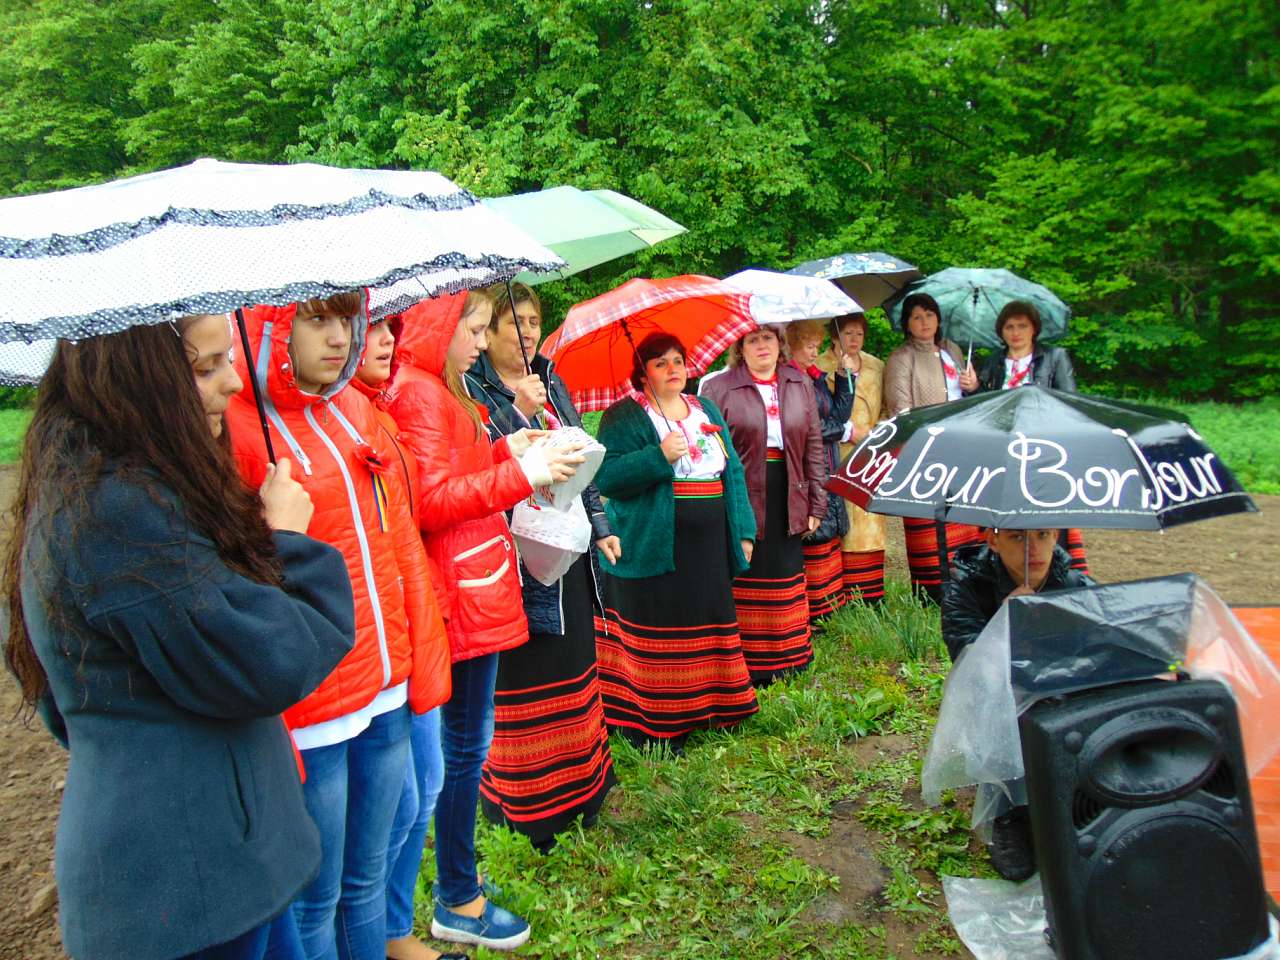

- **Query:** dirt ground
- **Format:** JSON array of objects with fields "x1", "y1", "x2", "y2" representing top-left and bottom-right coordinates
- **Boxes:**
[{"x1": 0, "y1": 460, "x2": 1274, "y2": 959}]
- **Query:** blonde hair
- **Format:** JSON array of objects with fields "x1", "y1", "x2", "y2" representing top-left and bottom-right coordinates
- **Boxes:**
[
  {"x1": 784, "y1": 319, "x2": 825, "y2": 353},
  {"x1": 443, "y1": 289, "x2": 494, "y2": 440},
  {"x1": 727, "y1": 324, "x2": 790, "y2": 368}
]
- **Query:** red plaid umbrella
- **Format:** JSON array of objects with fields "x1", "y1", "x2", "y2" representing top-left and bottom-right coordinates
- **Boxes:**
[{"x1": 542, "y1": 275, "x2": 756, "y2": 412}]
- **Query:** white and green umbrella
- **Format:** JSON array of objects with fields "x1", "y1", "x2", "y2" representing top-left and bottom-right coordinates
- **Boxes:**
[{"x1": 480, "y1": 185, "x2": 686, "y2": 285}]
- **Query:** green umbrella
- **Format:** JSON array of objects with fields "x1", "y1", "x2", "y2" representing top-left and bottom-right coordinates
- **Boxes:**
[
  {"x1": 884, "y1": 267, "x2": 1071, "y2": 352},
  {"x1": 481, "y1": 186, "x2": 686, "y2": 286}
]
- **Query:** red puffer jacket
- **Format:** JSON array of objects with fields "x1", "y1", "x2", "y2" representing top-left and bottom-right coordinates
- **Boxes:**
[
  {"x1": 386, "y1": 292, "x2": 532, "y2": 663},
  {"x1": 226, "y1": 300, "x2": 450, "y2": 731}
]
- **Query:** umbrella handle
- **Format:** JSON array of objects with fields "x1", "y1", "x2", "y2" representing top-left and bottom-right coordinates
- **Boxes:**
[
  {"x1": 505, "y1": 277, "x2": 534, "y2": 377},
  {"x1": 235, "y1": 307, "x2": 276, "y2": 465},
  {"x1": 934, "y1": 514, "x2": 951, "y2": 584},
  {"x1": 504, "y1": 277, "x2": 543, "y2": 428}
]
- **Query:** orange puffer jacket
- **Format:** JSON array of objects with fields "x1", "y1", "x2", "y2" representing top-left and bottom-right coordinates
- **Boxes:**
[
  {"x1": 385, "y1": 292, "x2": 532, "y2": 663},
  {"x1": 226, "y1": 300, "x2": 450, "y2": 731}
]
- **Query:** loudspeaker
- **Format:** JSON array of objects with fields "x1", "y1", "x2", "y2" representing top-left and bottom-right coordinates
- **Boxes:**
[{"x1": 1019, "y1": 678, "x2": 1269, "y2": 960}]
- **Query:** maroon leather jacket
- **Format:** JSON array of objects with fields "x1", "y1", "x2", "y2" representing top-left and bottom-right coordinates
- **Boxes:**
[{"x1": 700, "y1": 363, "x2": 827, "y2": 538}]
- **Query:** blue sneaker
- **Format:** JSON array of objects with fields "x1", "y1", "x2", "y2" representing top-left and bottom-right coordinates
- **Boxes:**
[{"x1": 431, "y1": 899, "x2": 531, "y2": 951}]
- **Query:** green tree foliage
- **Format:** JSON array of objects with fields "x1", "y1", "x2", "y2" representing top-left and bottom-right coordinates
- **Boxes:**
[{"x1": 1, "y1": 0, "x2": 1274, "y2": 398}]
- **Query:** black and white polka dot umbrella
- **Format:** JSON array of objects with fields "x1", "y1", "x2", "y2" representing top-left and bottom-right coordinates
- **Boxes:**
[{"x1": 0, "y1": 158, "x2": 564, "y2": 383}]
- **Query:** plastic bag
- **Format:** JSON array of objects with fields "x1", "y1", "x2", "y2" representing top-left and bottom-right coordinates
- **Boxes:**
[
  {"x1": 532, "y1": 427, "x2": 605, "y2": 511},
  {"x1": 923, "y1": 574, "x2": 1280, "y2": 834},
  {"x1": 943, "y1": 875, "x2": 1280, "y2": 960},
  {"x1": 510, "y1": 495, "x2": 592, "y2": 586}
]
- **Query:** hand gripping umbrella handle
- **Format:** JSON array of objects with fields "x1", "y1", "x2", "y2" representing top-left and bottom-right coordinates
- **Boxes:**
[{"x1": 235, "y1": 307, "x2": 277, "y2": 465}]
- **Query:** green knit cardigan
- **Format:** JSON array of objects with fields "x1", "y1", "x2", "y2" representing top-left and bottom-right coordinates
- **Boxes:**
[{"x1": 594, "y1": 395, "x2": 757, "y2": 579}]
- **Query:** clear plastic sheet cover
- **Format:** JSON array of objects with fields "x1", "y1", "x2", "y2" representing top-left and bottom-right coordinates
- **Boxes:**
[
  {"x1": 923, "y1": 574, "x2": 1280, "y2": 831},
  {"x1": 943, "y1": 876, "x2": 1280, "y2": 960}
]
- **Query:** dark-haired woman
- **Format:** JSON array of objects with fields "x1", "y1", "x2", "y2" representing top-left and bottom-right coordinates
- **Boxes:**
[
  {"x1": 785, "y1": 319, "x2": 854, "y2": 620},
  {"x1": 386, "y1": 289, "x2": 585, "y2": 953},
  {"x1": 594, "y1": 332, "x2": 759, "y2": 749},
  {"x1": 463, "y1": 281, "x2": 616, "y2": 851},
  {"x1": 883, "y1": 291, "x2": 984, "y2": 603},
  {"x1": 977, "y1": 299, "x2": 1088, "y2": 574},
  {"x1": 701, "y1": 325, "x2": 826, "y2": 684},
  {"x1": 3, "y1": 315, "x2": 356, "y2": 960}
]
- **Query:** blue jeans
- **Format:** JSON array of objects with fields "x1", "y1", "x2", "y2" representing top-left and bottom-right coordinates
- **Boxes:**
[
  {"x1": 293, "y1": 705, "x2": 412, "y2": 960},
  {"x1": 384, "y1": 708, "x2": 444, "y2": 939},
  {"x1": 434, "y1": 653, "x2": 498, "y2": 908},
  {"x1": 180, "y1": 910, "x2": 303, "y2": 960}
]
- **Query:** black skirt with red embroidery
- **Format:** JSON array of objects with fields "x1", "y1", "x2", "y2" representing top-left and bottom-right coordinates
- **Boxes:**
[
  {"x1": 801, "y1": 536, "x2": 847, "y2": 621},
  {"x1": 734, "y1": 459, "x2": 813, "y2": 684},
  {"x1": 595, "y1": 478, "x2": 759, "y2": 744},
  {"x1": 480, "y1": 553, "x2": 616, "y2": 845},
  {"x1": 903, "y1": 517, "x2": 985, "y2": 604}
]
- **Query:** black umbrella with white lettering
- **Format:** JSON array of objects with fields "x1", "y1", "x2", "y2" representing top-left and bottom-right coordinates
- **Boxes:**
[{"x1": 828, "y1": 386, "x2": 1257, "y2": 532}]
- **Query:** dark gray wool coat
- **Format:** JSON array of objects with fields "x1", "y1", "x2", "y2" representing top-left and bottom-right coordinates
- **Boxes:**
[{"x1": 22, "y1": 467, "x2": 355, "y2": 960}]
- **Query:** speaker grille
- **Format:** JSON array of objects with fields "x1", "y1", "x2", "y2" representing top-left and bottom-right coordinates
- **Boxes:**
[
  {"x1": 1084, "y1": 814, "x2": 1265, "y2": 960},
  {"x1": 1072, "y1": 790, "x2": 1105, "y2": 830}
]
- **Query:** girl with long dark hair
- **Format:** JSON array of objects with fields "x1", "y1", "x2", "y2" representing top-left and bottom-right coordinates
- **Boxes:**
[{"x1": 3, "y1": 315, "x2": 356, "y2": 960}]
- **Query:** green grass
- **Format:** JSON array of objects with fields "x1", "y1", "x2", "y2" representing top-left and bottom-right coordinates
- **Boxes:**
[
  {"x1": 0, "y1": 408, "x2": 31, "y2": 463},
  {"x1": 402, "y1": 588, "x2": 979, "y2": 959}
]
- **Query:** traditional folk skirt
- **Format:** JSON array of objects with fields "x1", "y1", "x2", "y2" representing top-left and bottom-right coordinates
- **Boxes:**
[
  {"x1": 481, "y1": 553, "x2": 616, "y2": 846},
  {"x1": 903, "y1": 517, "x2": 985, "y2": 604},
  {"x1": 1061, "y1": 528, "x2": 1089, "y2": 575},
  {"x1": 842, "y1": 549, "x2": 886, "y2": 604},
  {"x1": 801, "y1": 536, "x2": 847, "y2": 621},
  {"x1": 733, "y1": 459, "x2": 813, "y2": 685},
  {"x1": 595, "y1": 478, "x2": 759, "y2": 745}
]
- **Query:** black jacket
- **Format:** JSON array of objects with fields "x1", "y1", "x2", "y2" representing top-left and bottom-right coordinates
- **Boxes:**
[
  {"x1": 464, "y1": 352, "x2": 611, "y2": 634},
  {"x1": 978, "y1": 343, "x2": 1077, "y2": 393},
  {"x1": 941, "y1": 543, "x2": 1093, "y2": 661},
  {"x1": 801, "y1": 362, "x2": 854, "y2": 543}
]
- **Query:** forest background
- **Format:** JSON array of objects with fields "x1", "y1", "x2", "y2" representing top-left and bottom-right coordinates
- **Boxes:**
[{"x1": 1, "y1": 0, "x2": 1276, "y2": 403}]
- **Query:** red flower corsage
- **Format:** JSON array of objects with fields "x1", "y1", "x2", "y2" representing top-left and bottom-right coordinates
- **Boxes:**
[
  {"x1": 699, "y1": 422, "x2": 723, "y2": 435},
  {"x1": 354, "y1": 440, "x2": 391, "y2": 476},
  {"x1": 475, "y1": 402, "x2": 491, "y2": 424}
]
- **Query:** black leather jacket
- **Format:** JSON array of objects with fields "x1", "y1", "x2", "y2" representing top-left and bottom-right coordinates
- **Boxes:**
[
  {"x1": 941, "y1": 543, "x2": 1093, "y2": 661},
  {"x1": 978, "y1": 343, "x2": 1077, "y2": 393}
]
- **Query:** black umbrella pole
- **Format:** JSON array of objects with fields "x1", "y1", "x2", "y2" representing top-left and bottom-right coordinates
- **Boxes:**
[
  {"x1": 504, "y1": 277, "x2": 542, "y2": 428},
  {"x1": 506, "y1": 278, "x2": 533, "y2": 375},
  {"x1": 235, "y1": 307, "x2": 276, "y2": 465},
  {"x1": 830, "y1": 318, "x2": 853, "y2": 392},
  {"x1": 621, "y1": 320, "x2": 673, "y2": 431}
]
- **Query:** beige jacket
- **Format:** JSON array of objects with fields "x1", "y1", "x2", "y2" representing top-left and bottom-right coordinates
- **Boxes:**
[
  {"x1": 882, "y1": 337, "x2": 966, "y2": 416},
  {"x1": 816, "y1": 348, "x2": 886, "y2": 553}
]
